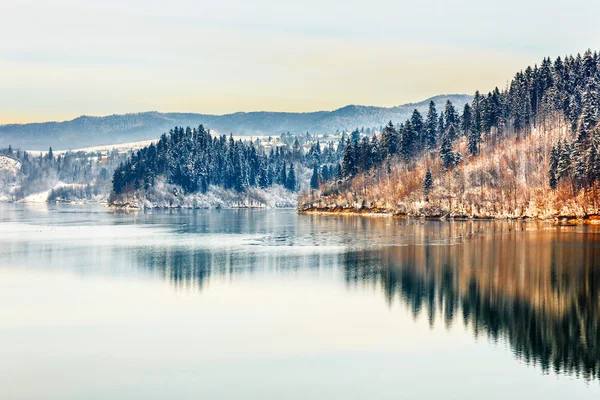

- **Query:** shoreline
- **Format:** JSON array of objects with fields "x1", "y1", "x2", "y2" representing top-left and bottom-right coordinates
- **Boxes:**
[{"x1": 297, "y1": 206, "x2": 600, "y2": 225}]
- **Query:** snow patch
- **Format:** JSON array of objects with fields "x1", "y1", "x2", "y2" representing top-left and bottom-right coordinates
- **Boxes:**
[
  {"x1": 0, "y1": 156, "x2": 20, "y2": 174},
  {"x1": 112, "y1": 180, "x2": 297, "y2": 209}
]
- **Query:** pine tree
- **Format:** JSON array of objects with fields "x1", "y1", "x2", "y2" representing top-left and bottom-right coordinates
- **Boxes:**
[
  {"x1": 410, "y1": 109, "x2": 424, "y2": 150},
  {"x1": 310, "y1": 165, "x2": 320, "y2": 189},
  {"x1": 440, "y1": 134, "x2": 460, "y2": 170},
  {"x1": 467, "y1": 129, "x2": 479, "y2": 157},
  {"x1": 350, "y1": 129, "x2": 361, "y2": 145},
  {"x1": 586, "y1": 143, "x2": 599, "y2": 184},
  {"x1": 557, "y1": 140, "x2": 572, "y2": 180},
  {"x1": 370, "y1": 135, "x2": 382, "y2": 165},
  {"x1": 472, "y1": 91, "x2": 483, "y2": 139},
  {"x1": 447, "y1": 125, "x2": 458, "y2": 142},
  {"x1": 424, "y1": 101, "x2": 438, "y2": 150},
  {"x1": 577, "y1": 84, "x2": 599, "y2": 145},
  {"x1": 549, "y1": 145, "x2": 559, "y2": 189},
  {"x1": 341, "y1": 141, "x2": 358, "y2": 178},
  {"x1": 423, "y1": 168, "x2": 433, "y2": 201},
  {"x1": 444, "y1": 100, "x2": 459, "y2": 129},
  {"x1": 286, "y1": 163, "x2": 297, "y2": 192},
  {"x1": 400, "y1": 120, "x2": 417, "y2": 161},
  {"x1": 279, "y1": 162, "x2": 287, "y2": 186},
  {"x1": 258, "y1": 166, "x2": 269, "y2": 188},
  {"x1": 358, "y1": 137, "x2": 373, "y2": 171},
  {"x1": 437, "y1": 112, "x2": 445, "y2": 139},
  {"x1": 461, "y1": 103, "x2": 472, "y2": 137},
  {"x1": 380, "y1": 121, "x2": 397, "y2": 158},
  {"x1": 292, "y1": 138, "x2": 302, "y2": 160}
]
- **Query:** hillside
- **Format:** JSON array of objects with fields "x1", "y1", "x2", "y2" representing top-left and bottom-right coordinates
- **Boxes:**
[
  {"x1": 107, "y1": 126, "x2": 322, "y2": 209},
  {"x1": 299, "y1": 50, "x2": 600, "y2": 220},
  {"x1": 0, "y1": 94, "x2": 470, "y2": 150},
  {"x1": 300, "y1": 119, "x2": 584, "y2": 219}
]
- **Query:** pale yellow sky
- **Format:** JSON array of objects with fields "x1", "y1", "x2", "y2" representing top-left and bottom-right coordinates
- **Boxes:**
[{"x1": 1, "y1": 0, "x2": 598, "y2": 124}]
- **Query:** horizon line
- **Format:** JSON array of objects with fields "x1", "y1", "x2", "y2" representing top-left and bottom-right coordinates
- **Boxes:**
[{"x1": 0, "y1": 93, "x2": 472, "y2": 127}]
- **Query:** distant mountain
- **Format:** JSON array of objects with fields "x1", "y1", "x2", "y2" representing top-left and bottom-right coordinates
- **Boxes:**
[{"x1": 0, "y1": 94, "x2": 471, "y2": 150}]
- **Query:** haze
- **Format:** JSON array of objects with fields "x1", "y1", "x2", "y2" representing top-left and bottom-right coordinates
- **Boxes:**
[{"x1": 1, "y1": 0, "x2": 598, "y2": 124}]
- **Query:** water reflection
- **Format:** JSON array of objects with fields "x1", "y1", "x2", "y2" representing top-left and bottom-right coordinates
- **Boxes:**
[
  {"x1": 135, "y1": 219, "x2": 600, "y2": 381},
  {"x1": 140, "y1": 220, "x2": 600, "y2": 380},
  {"x1": 341, "y1": 223, "x2": 600, "y2": 382},
  {"x1": 1, "y1": 205, "x2": 599, "y2": 384}
]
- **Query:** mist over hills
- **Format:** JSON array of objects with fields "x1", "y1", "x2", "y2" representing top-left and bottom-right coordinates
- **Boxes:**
[{"x1": 0, "y1": 94, "x2": 471, "y2": 150}]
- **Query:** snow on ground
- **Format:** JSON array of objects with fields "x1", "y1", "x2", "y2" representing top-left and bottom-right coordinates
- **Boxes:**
[
  {"x1": 18, "y1": 182, "x2": 87, "y2": 203},
  {"x1": 26, "y1": 140, "x2": 158, "y2": 155},
  {"x1": 0, "y1": 155, "x2": 20, "y2": 174},
  {"x1": 112, "y1": 180, "x2": 297, "y2": 209},
  {"x1": 21, "y1": 189, "x2": 52, "y2": 203},
  {"x1": 26, "y1": 132, "x2": 269, "y2": 154}
]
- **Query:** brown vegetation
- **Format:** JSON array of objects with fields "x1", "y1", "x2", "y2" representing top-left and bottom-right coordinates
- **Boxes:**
[{"x1": 300, "y1": 115, "x2": 600, "y2": 220}]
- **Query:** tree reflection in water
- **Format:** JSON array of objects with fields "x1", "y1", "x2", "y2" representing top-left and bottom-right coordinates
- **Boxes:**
[
  {"x1": 342, "y1": 222, "x2": 600, "y2": 382},
  {"x1": 137, "y1": 217, "x2": 600, "y2": 382}
]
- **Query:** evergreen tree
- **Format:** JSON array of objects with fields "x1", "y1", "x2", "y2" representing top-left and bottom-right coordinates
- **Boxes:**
[
  {"x1": 320, "y1": 165, "x2": 329, "y2": 181},
  {"x1": 444, "y1": 100, "x2": 459, "y2": 129},
  {"x1": 440, "y1": 134, "x2": 461, "y2": 170},
  {"x1": 370, "y1": 135, "x2": 382, "y2": 165},
  {"x1": 279, "y1": 162, "x2": 287, "y2": 186},
  {"x1": 549, "y1": 145, "x2": 559, "y2": 189},
  {"x1": 472, "y1": 91, "x2": 483, "y2": 139},
  {"x1": 586, "y1": 143, "x2": 599, "y2": 185},
  {"x1": 292, "y1": 138, "x2": 302, "y2": 160},
  {"x1": 310, "y1": 165, "x2": 320, "y2": 190},
  {"x1": 400, "y1": 120, "x2": 417, "y2": 161},
  {"x1": 557, "y1": 140, "x2": 572, "y2": 180},
  {"x1": 341, "y1": 140, "x2": 358, "y2": 178},
  {"x1": 447, "y1": 125, "x2": 458, "y2": 142},
  {"x1": 350, "y1": 129, "x2": 361, "y2": 145},
  {"x1": 461, "y1": 103, "x2": 472, "y2": 137},
  {"x1": 410, "y1": 109, "x2": 424, "y2": 150},
  {"x1": 258, "y1": 166, "x2": 269, "y2": 188},
  {"x1": 467, "y1": 129, "x2": 479, "y2": 157},
  {"x1": 437, "y1": 112, "x2": 446, "y2": 139},
  {"x1": 423, "y1": 168, "x2": 433, "y2": 201},
  {"x1": 380, "y1": 121, "x2": 397, "y2": 158},
  {"x1": 286, "y1": 163, "x2": 297, "y2": 192},
  {"x1": 424, "y1": 101, "x2": 438, "y2": 150},
  {"x1": 577, "y1": 84, "x2": 599, "y2": 145},
  {"x1": 358, "y1": 136, "x2": 373, "y2": 171}
]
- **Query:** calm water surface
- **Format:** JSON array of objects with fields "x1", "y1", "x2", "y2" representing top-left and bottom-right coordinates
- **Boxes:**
[{"x1": 1, "y1": 204, "x2": 599, "y2": 399}]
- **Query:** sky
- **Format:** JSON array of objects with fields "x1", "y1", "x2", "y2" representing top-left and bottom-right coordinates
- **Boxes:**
[{"x1": 1, "y1": 0, "x2": 599, "y2": 124}]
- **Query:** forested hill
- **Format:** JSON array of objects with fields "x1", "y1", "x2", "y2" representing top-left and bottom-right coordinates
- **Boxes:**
[
  {"x1": 0, "y1": 94, "x2": 470, "y2": 150},
  {"x1": 108, "y1": 126, "x2": 341, "y2": 208},
  {"x1": 300, "y1": 49, "x2": 600, "y2": 219}
]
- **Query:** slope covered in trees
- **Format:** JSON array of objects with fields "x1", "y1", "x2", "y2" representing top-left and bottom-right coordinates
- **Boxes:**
[
  {"x1": 109, "y1": 125, "x2": 341, "y2": 208},
  {"x1": 0, "y1": 146, "x2": 126, "y2": 202},
  {"x1": 300, "y1": 49, "x2": 600, "y2": 220}
]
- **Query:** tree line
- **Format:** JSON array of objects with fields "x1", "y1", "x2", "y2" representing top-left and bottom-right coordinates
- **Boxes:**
[
  {"x1": 111, "y1": 126, "x2": 341, "y2": 197},
  {"x1": 0, "y1": 146, "x2": 124, "y2": 200},
  {"x1": 337, "y1": 50, "x2": 600, "y2": 193}
]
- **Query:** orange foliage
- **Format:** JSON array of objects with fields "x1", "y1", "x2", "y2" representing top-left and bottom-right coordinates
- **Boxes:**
[{"x1": 300, "y1": 115, "x2": 600, "y2": 220}]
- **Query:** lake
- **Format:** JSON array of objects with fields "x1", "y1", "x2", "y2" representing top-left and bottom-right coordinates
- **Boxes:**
[{"x1": 1, "y1": 204, "x2": 599, "y2": 399}]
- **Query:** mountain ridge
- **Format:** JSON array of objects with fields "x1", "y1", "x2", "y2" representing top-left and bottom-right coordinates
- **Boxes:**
[{"x1": 0, "y1": 94, "x2": 471, "y2": 150}]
